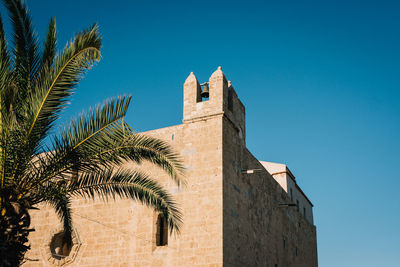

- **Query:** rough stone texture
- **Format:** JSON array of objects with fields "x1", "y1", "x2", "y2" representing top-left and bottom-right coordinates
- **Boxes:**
[{"x1": 23, "y1": 67, "x2": 317, "y2": 267}]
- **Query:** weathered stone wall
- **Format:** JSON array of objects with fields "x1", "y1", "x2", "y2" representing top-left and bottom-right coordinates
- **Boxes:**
[
  {"x1": 24, "y1": 116, "x2": 224, "y2": 267},
  {"x1": 222, "y1": 117, "x2": 318, "y2": 266},
  {"x1": 23, "y1": 67, "x2": 317, "y2": 267},
  {"x1": 221, "y1": 74, "x2": 317, "y2": 266}
]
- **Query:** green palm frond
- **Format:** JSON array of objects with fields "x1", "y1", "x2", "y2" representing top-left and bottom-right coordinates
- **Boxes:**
[
  {"x1": 3, "y1": 0, "x2": 40, "y2": 87},
  {"x1": 60, "y1": 98, "x2": 185, "y2": 183},
  {"x1": 10, "y1": 24, "x2": 101, "y2": 182},
  {"x1": 42, "y1": 17, "x2": 57, "y2": 69},
  {"x1": 84, "y1": 132, "x2": 186, "y2": 185},
  {"x1": 41, "y1": 98, "x2": 184, "y2": 185},
  {"x1": 59, "y1": 96, "x2": 131, "y2": 151},
  {"x1": 116, "y1": 134, "x2": 185, "y2": 185},
  {"x1": 68, "y1": 168, "x2": 182, "y2": 233},
  {"x1": 0, "y1": 1, "x2": 184, "y2": 264},
  {"x1": 26, "y1": 23, "x2": 101, "y2": 144},
  {"x1": 0, "y1": 14, "x2": 10, "y2": 76},
  {"x1": 0, "y1": 14, "x2": 12, "y2": 124},
  {"x1": 0, "y1": 14, "x2": 10, "y2": 189},
  {"x1": 23, "y1": 96, "x2": 131, "y2": 188},
  {"x1": 29, "y1": 96, "x2": 184, "y2": 192}
]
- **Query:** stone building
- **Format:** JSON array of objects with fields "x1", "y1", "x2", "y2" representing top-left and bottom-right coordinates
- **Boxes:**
[{"x1": 24, "y1": 67, "x2": 318, "y2": 266}]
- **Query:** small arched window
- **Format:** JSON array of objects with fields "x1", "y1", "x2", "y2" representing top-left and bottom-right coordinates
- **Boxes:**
[{"x1": 156, "y1": 214, "x2": 168, "y2": 246}]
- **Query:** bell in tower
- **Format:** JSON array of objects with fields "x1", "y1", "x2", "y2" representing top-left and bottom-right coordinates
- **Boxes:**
[{"x1": 201, "y1": 82, "x2": 209, "y2": 98}]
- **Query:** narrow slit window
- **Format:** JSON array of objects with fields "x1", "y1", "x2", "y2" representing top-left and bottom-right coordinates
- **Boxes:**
[{"x1": 156, "y1": 214, "x2": 168, "y2": 246}]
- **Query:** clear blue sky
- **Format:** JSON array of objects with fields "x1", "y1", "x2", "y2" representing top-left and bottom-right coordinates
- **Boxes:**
[{"x1": 6, "y1": 0, "x2": 400, "y2": 266}]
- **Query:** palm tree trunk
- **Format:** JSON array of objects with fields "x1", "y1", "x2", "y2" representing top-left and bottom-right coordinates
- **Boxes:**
[{"x1": 0, "y1": 192, "x2": 33, "y2": 267}]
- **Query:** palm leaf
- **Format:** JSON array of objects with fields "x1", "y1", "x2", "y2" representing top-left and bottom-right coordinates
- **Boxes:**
[
  {"x1": 22, "y1": 96, "x2": 131, "y2": 189},
  {"x1": 28, "y1": 96, "x2": 184, "y2": 192},
  {"x1": 0, "y1": 14, "x2": 11, "y2": 189},
  {"x1": 10, "y1": 24, "x2": 101, "y2": 182},
  {"x1": 3, "y1": 0, "x2": 40, "y2": 88},
  {"x1": 41, "y1": 17, "x2": 57, "y2": 69},
  {"x1": 0, "y1": 14, "x2": 10, "y2": 76},
  {"x1": 0, "y1": 1, "x2": 184, "y2": 264},
  {"x1": 68, "y1": 168, "x2": 182, "y2": 233},
  {"x1": 26, "y1": 23, "x2": 101, "y2": 144},
  {"x1": 59, "y1": 96, "x2": 131, "y2": 151}
]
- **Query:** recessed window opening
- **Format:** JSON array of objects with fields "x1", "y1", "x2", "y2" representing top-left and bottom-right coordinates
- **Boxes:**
[
  {"x1": 283, "y1": 237, "x2": 286, "y2": 248},
  {"x1": 290, "y1": 188, "x2": 293, "y2": 201},
  {"x1": 200, "y1": 82, "x2": 209, "y2": 101},
  {"x1": 303, "y1": 207, "x2": 306, "y2": 217},
  {"x1": 156, "y1": 214, "x2": 168, "y2": 246},
  {"x1": 296, "y1": 200, "x2": 299, "y2": 211}
]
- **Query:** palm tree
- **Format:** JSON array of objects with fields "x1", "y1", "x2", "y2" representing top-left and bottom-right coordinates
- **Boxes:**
[{"x1": 0, "y1": 1, "x2": 184, "y2": 266}]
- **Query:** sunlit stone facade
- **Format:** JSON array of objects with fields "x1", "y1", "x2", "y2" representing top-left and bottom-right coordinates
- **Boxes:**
[{"x1": 24, "y1": 67, "x2": 318, "y2": 267}]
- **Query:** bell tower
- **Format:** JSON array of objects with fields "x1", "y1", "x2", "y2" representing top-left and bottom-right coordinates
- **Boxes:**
[
  {"x1": 182, "y1": 66, "x2": 246, "y2": 142},
  {"x1": 183, "y1": 66, "x2": 228, "y2": 123}
]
